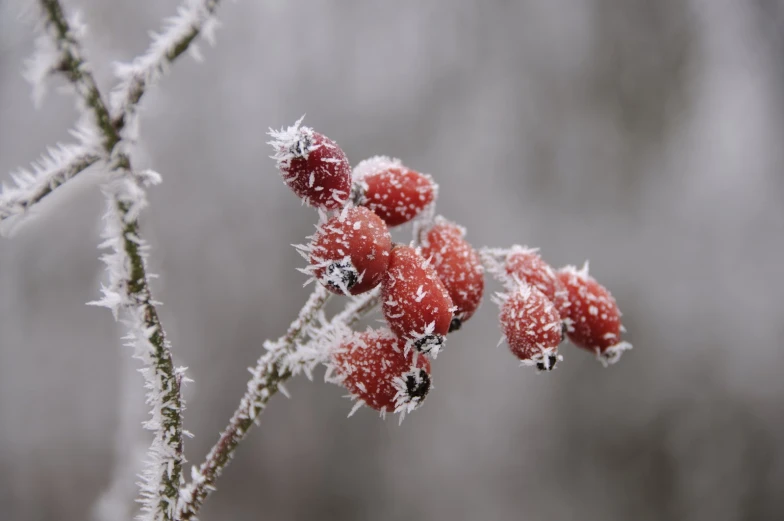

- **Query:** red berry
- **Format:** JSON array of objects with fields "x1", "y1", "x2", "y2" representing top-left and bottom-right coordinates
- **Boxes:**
[
  {"x1": 504, "y1": 246, "x2": 569, "y2": 315},
  {"x1": 330, "y1": 328, "x2": 432, "y2": 416},
  {"x1": 306, "y1": 206, "x2": 392, "y2": 295},
  {"x1": 268, "y1": 120, "x2": 351, "y2": 210},
  {"x1": 497, "y1": 284, "x2": 563, "y2": 371},
  {"x1": 556, "y1": 263, "x2": 631, "y2": 366},
  {"x1": 419, "y1": 216, "x2": 484, "y2": 332},
  {"x1": 352, "y1": 156, "x2": 437, "y2": 226},
  {"x1": 382, "y1": 245, "x2": 454, "y2": 356}
]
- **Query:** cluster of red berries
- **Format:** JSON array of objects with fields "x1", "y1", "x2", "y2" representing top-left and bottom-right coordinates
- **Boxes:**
[
  {"x1": 483, "y1": 246, "x2": 631, "y2": 369},
  {"x1": 269, "y1": 120, "x2": 630, "y2": 418}
]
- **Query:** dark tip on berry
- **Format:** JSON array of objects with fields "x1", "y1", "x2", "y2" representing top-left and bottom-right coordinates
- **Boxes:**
[
  {"x1": 324, "y1": 259, "x2": 358, "y2": 293},
  {"x1": 405, "y1": 369, "x2": 431, "y2": 400},
  {"x1": 536, "y1": 354, "x2": 559, "y2": 372},
  {"x1": 449, "y1": 317, "x2": 463, "y2": 333},
  {"x1": 413, "y1": 334, "x2": 445, "y2": 354},
  {"x1": 289, "y1": 132, "x2": 312, "y2": 159}
]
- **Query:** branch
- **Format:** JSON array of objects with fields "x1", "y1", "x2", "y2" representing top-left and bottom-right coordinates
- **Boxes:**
[
  {"x1": 177, "y1": 285, "x2": 333, "y2": 520},
  {"x1": 37, "y1": 0, "x2": 119, "y2": 153},
  {"x1": 34, "y1": 2, "x2": 185, "y2": 520},
  {"x1": 177, "y1": 287, "x2": 383, "y2": 519},
  {"x1": 109, "y1": 0, "x2": 223, "y2": 138},
  {"x1": 90, "y1": 172, "x2": 185, "y2": 521},
  {"x1": 0, "y1": 145, "x2": 99, "y2": 228}
]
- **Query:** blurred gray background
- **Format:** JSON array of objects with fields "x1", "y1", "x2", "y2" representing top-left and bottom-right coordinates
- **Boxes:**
[{"x1": 2, "y1": 1, "x2": 784, "y2": 520}]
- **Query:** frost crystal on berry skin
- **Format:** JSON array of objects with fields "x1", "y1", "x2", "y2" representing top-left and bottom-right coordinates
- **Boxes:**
[
  {"x1": 302, "y1": 206, "x2": 392, "y2": 295},
  {"x1": 352, "y1": 156, "x2": 437, "y2": 227},
  {"x1": 328, "y1": 328, "x2": 432, "y2": 418},
  {"x1": 496, "y1": 284, "x2": 563, "y2": 372},
  {"x1": 268, "y1": 118, "x2": 352, "y2": 211},
  {"x1": 382, "y1": 245, "x2": 454, "y2": 357},
  {"x1": 419, "y1": 216, "x2": 484, "y2": 332},
  {"x1": 557, "y1": 263, "x2": 632, "y2": 366}
]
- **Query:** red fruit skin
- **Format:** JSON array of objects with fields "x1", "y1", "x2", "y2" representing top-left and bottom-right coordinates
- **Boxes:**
[
  {"x1": 382, "y1": 245, "x2": 454, "y2": 356},
  {"x1": 309, "y1": 207, "x2": 392, "y2": 295},
  {"x1": 332, "y1": 329, "x2": 432, "y2": 413},
  {"x1": 499, "y1": 284, "x2": 563, "y2": 371},
  {"x1": 353, "y1": 157, "x2": 436, "y2": 226},
  {"x1": 505, "y1": 247, "x2": 569, "y2": 315},
  {"x1": 419, "y1": 217, "x2": 484, "y2": 331},
  {"x1": 271, "y1": 127, "x2": 351, "y2": 210},
  {"x1": 556, "y1": 265, "x2": 631, "y2": 365}
]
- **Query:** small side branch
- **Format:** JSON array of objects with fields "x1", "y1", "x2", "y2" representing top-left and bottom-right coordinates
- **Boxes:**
[
  {"x1": 0, "y1": 146, "x2": 99, "y2": 227},
  {"x1": 110, "y1": 0, "x2": 223, "y2": 137}
]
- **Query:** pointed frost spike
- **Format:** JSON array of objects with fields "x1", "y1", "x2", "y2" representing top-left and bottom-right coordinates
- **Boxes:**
[{"x1": 347, "y1": 399, "x2": 365, "y2": 418}]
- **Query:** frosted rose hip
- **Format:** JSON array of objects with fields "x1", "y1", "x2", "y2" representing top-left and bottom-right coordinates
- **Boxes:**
[
  {"x1": 556, "y1": 263, "x2": 632, "y2": 366},
  {"x1": 352, "y1": 156, "x2": 436, "y2": 226},
  {"x1": 498, "y1": 284, "x2": 563, "y2": 371},
  {"x1": 419, "y1": 216, "x2": 484, "y2": 331},
  {"x1": 330, "y1": 328, "x2": 432, "y2": 415},
  {"x1": 307, "y1": 206, "x2": 392, "y2": 295},
  {"x1": 268, "y1": 120, "x2": 352, "y2": 210},
  {"x1": 382, "y1": 244, "x2": 454, "y2": 356},
  {"x1": 504, "y1": 246, "x2": 569, "y2": 315}
]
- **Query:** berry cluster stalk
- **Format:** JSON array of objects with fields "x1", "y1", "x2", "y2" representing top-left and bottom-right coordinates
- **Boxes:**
[{"x1": 178, "y1": 286, "x2": 383, "y2": 519}]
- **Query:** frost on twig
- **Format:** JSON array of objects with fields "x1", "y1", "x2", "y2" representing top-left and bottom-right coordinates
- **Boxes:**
[
  {"x1": 89, "y1": 172, "x2": 185, "y2": 521},
  {"x1": 0, "y1": 144, "x2": 99, "y2": 234},
  {"x1": 109, "y1": 0, "x2": 223, "y2": 142},
  {"x1": 177, "y1": 284, "x2": 332, "y2": 520},
  {"x1": 29, "y1": 2, "x2": 188, "y2": 520}
]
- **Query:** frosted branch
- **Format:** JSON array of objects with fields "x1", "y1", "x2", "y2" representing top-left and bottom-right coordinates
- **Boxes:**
[
  {"x1": 109, "y1": 0, "x2": 223, "y2": 140},
  {"x1": 35, "y1": 0, "x2": 119, "y2": 153},
  {"x1": 90, "y1": 174, "x2": 185, "y2": 521},
  {"x1": 178, "y1": 286, "x2": 384, "y2": 519},
  {"x1": 0, "y1": 144, "x2": 99, "y2": 230},
  {"x1": 177, "y1": 285, "x2": 332, "y2": 520},
  {"x1": 33, "y1": 2, "x2": 184, "y2": 520}
]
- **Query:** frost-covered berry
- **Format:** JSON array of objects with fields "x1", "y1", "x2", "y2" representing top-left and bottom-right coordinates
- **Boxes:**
[
  {"x1": 329, "y1": 328, "x2": 432, "y2": 417},
  {"x1": 497, "y1": 284, "x2": 563, "y2": 371},
  {"x1": 352, "y1": 156, "x2": 437, "y2": 227},
  {"x1": 268, "y1": 119, "x2": 351, "y2": 210},
  {"x1": 504, "y1": 246, "x2": 569, "y2": 315},
  {"x1": 556, "y1": 263, "x2": 632, "y2": 366},
  {"x1": 305, "y1": 206, "x2": 392, "y2": 295},
  {"x1": 419, "y1": 216, "x2": 484, "y2": 332},
  {"x1": 382, "y1": 244, "x2": 454, "y2": 356}
]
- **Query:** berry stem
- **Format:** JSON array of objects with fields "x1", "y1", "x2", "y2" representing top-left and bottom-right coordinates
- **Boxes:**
[{"x1": 177, "y1": 285, "x2": 382, "y2": 519}]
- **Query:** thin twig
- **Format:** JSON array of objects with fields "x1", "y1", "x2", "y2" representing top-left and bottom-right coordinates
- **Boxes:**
[
  {"x1": 110, "y1": 0, "x2": 223, "y2": 134},
  {"x1": 0, "y1": 147, "x2": 99, "y2": 225},
  {"x1": 35, "y1": 2, "x2": 184, "y2": 519},
  {"x1": 177, "y1": 287, "x2": 383, "y2": 519},
  {"x1": 177, "y1": 285, "x2": 333, "y2": 520}
]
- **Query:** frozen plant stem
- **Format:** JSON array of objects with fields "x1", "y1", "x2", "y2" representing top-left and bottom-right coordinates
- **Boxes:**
[
  {"x1": 178, "y1": 287, "x2": 381, "y2": 519},
  {"x1": 35, "y1": 1, "x2": 186, "y2": 519},
  {"x1": 0, "y1": 149, "x2": 99, "y2": 223}
]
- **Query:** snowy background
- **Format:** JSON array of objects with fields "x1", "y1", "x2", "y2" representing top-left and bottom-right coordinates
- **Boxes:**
[{"x1": 2, "y1": 1, "x2": 784, "y2": 520}]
